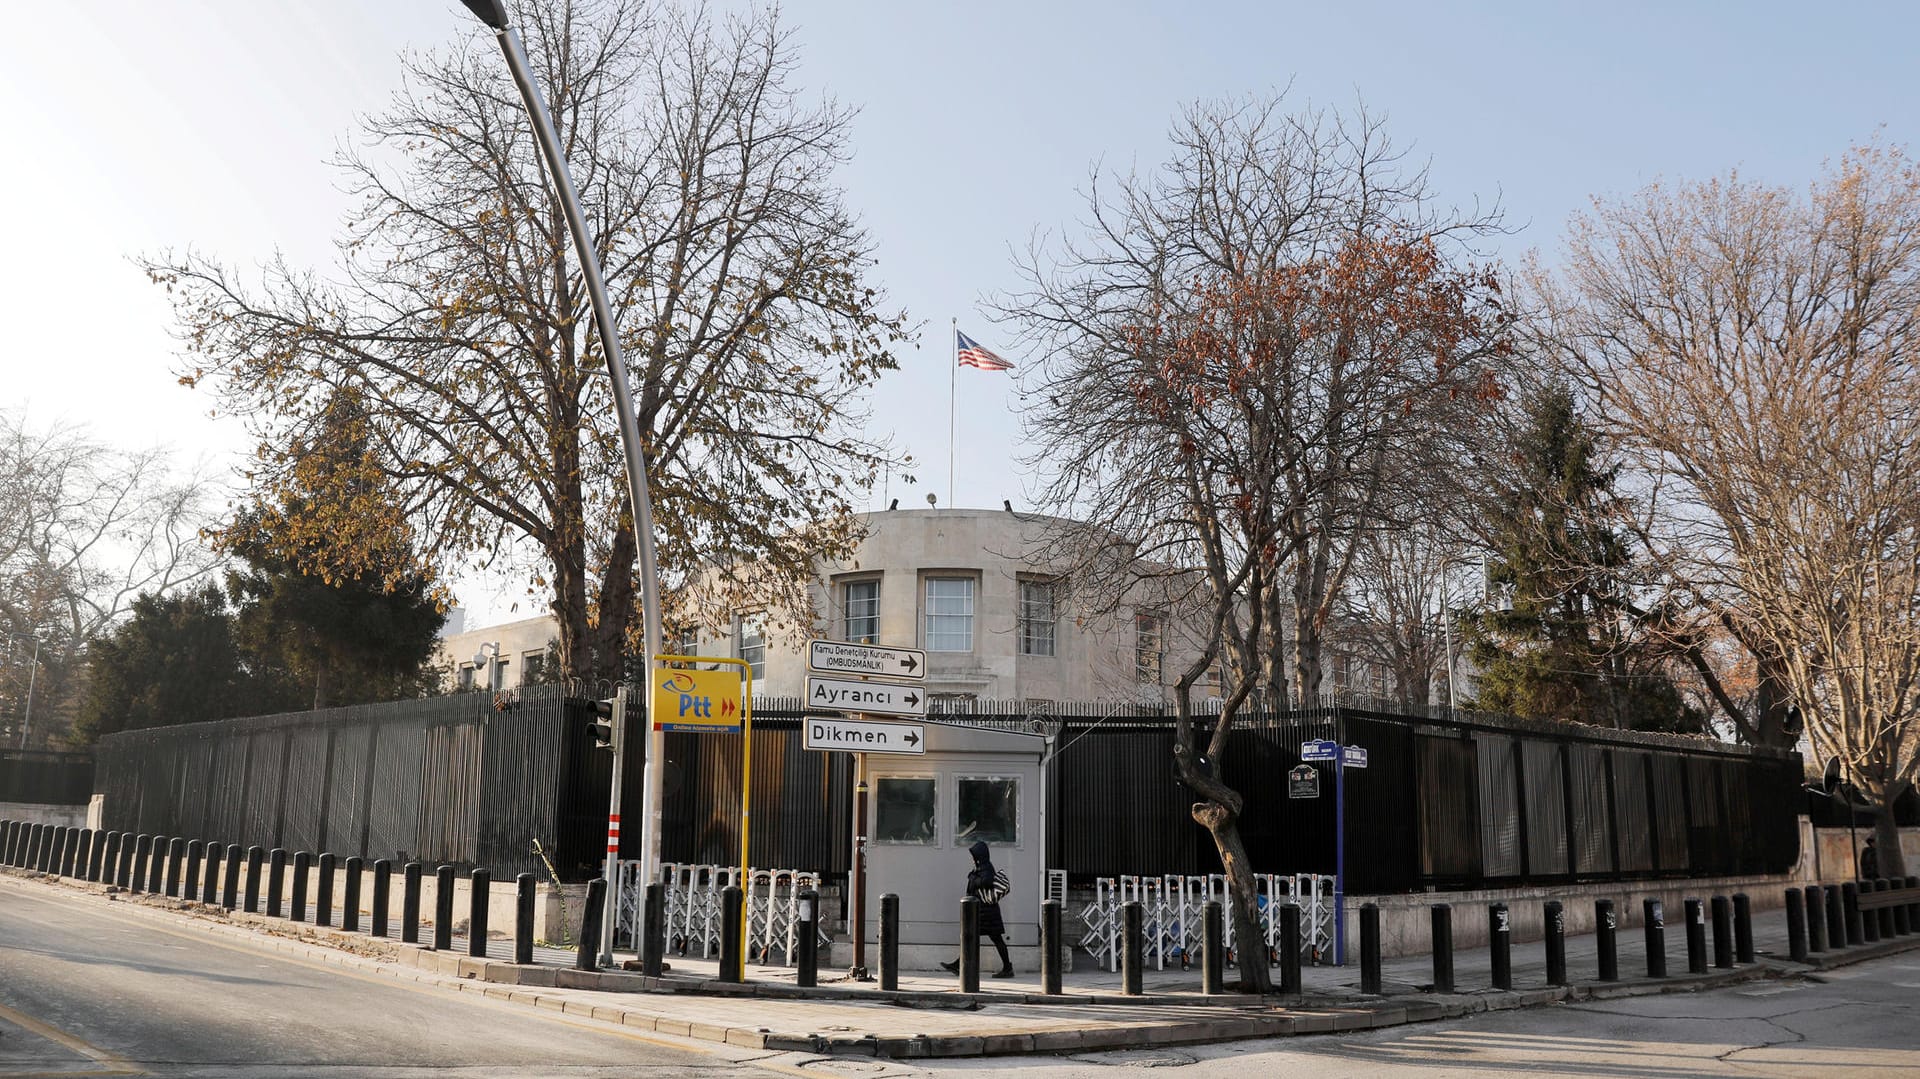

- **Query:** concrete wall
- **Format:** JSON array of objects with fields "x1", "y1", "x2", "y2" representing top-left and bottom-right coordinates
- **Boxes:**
[
  {"x1": 0, "y1": 802, "x2": 86, "y2": 829},
  {"x1": 1808, "y1": 824, "x2": 1920, "y2": 880}
]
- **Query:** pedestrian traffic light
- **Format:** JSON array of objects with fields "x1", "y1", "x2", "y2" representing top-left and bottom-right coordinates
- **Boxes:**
[{"x1": 590, "y1": 699, "x2": 616, "y2": 750}]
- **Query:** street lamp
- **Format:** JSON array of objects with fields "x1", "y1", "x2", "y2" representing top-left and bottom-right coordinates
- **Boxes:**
[
  {"x1": 1433, "y1": 560, "x2": 1459, "y2": 716},
  {"x1": 5, "y1": 632, "x2": 46, "y2": 749},
  {"x1": 459, "y1": 0, "x2": 666, "y2": 969}
]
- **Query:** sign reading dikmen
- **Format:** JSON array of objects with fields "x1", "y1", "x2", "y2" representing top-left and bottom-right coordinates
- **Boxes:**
[
  {"x1": 804, "y1": 717, "x2": 926, "y2": 755},
  {"x1": 651, "y1": 668, "x2": 742, "y2": 733}
]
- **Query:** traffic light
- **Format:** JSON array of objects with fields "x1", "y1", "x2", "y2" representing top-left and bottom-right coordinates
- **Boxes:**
[{"x1": 590, "y1": 699, "x2": 616, "y2": 750}]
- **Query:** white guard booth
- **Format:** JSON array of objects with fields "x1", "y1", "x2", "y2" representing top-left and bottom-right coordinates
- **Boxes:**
[{"x1": 860, "y1": 720, "x2": 1047, "y2": 971}]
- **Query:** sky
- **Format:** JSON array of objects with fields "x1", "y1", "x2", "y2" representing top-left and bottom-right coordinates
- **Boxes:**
[{"x1": 3, "y1": 1, "x2": 1916, "y2": 623}]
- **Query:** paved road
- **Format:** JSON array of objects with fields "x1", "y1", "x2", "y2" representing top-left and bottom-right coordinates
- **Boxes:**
[
  {"x1": 0, "y1": 882, "x2": 791, "y2": 1078},
  {"x1": 778, "y1": 956, "x2": 1920, "y2": 1078}
]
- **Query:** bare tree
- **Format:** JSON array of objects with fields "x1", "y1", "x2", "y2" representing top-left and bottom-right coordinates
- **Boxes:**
[
  {"x1": 144, "y1": 0, "x2": 906, "y2": 681},
  {"x1": 1002, "y1": 96, "x2": 1513, "y2": 990},
  {"x1": 1537, "y1": 143, "x2": 1920, "y2": 875}
]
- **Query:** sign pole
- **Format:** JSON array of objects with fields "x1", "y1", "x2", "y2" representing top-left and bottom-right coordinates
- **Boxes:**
[
  {"x1": 598, "y1": 684, "x2": 628, "y2": 968},
  {"x1": 852, "y1": 749, "x2": 869, "y2": 979},
  {"x1": 1335, "y1": 752, "x2": 1346, "y2": 967},
  {"x1": 737, "y1": 664, "x2": 753, "y2": 982}
]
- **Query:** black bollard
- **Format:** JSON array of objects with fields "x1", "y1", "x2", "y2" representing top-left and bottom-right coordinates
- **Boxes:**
[
  {"x1": 244, "y1": 846, "x2": 263, "y2": 913},
  {"x1": 344, "y1": 857, "x2": 364, "y2": 932},
  {"x1": 1432, "y1": 903, "x2": 1455, "y2": 993},
  {"x1": 291, "y1": 852, "x2": 311, "y2": 923},
  {"x1": 1908, "y1": 877, "x2": 1920, "y2": 933},
  {"x1": 221, "y1": 844, "x2": 241, "y2": 910},
  {"x1": 466, "y1": 868, "x2": 489, "y2": 956},
  {"x1": 102, "y1": 831, "x2": 122, "y2": 883},
  {"x1": 131, "y1": 834, "x2": 152, "y2": 893},
  {"x1": 197, "y1": 840, "x2": 218, "y2": 901},
  {"x1": 1121, "y1": 899, "x2": 1144, "y2": 996},
  {"x1": 1490, "y1": 903, "x2": 1513, "y2": 990},
  {"x1": 1860, "y1": 881, "x2": 1880, "y2": 943},
  {"x1": 267, "y1": 849, "x2": 286, "y2": 918},
  {"x1": 958, "y1": 896, "x2": 980, "y2": 992},
  {"x1": 1786, "y1": 888, "x2": 1809, "y2": 962},
  {"x1": 161, "y1": 837, "x2": 181, "y2": 896},
  {"x1": 402, "y1": 862, "x2": 422, "y2": 944},
  {"x1": 642, "y1": 882, "x2": 665, "y2": 977},
  {"x1": 87, "y1": 829, "x2": 108, "y2": 883},
  {"x1": 1684, "y1": 898, "x2": 1707, "y2": 974},
  {"x1": 1733, "y1": 892, "x2": 1754, "y2": 963},
  {"x1": 1281, "y1": 903, "x2": 1303, "y2": 995},
  {"x1": 146, "y1": 837, "x2": 166, "y2": 894},
  {"x1": 0, "y1": 821, "x2": 11, "y2": 866},
  {"x1": 61, "y1": 828, "x2": 82, "y2": 878},
  {"x1": 184, "y1": 840, "x2": 204, "y2": 898},
  {"x1": 41, "y1": 827, "x2": 60, "y2": 875},
  {"x1": 1644, "y1": 898, "x2": 1667, "y2": 978},
  {"x1": 24, "y1": 824, "x2": 41, "y2": 871},
  {"x1": 432, "y1": 865, "x2": 454, "y2": 951},
  {"x1": 796, "y1": 888, "x2": 819, "y2": 988},
  {"x1": 1803, "y1": 886, "x2": 1825, "y2": 952},
  {"x1": 343, "y1": 856, "x2": 365, "y2": 932},
  {"x1": 1042, "y1": 898, "x2": 1064, "y2": 995},
  {"x1": 879, "y1": 892, "x2": 900, "y2": 991},
  {"x1": 1893, "y1": 880, "x2": 1909, "y2": 937},
  {"x1": 1711, "y1": 895, "x2": 1732, "y2": 969},
  {"x1": 1544, "y1": 900, "x2": 1567, "y2": 986},
  {"x1": 1826, "y1": 884, "x2": 1847, "y2": 949},
  {"x1": 1360, "y1": 903, "x2": 1382, "y2": 995},
  {"x1": 514, "y1": 873, "x2": 535, "y2": 964},
  {"x1": 372, "y1": 860, "x2": 391, "y2": 937},
  {"x1": 575, "y1": 876, "x2": 607, "y2": 971},
  {"x1": 1877, "y1": 879, "x2": 1897, "y2": 939},
  {"x1": 717, "y1": 884, "x2": 743, "y2": 983},
  {"x1": 1205, "y1": 900, "x2": 1229, "y2": 996},
  {"x1": 317, "y1": 853, "x2": 337, "y2": 927}
]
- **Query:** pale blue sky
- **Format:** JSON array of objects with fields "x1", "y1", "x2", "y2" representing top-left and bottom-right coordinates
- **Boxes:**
[{"x1": 2, "y1": 1, "x2": 1913, "y2": 617}]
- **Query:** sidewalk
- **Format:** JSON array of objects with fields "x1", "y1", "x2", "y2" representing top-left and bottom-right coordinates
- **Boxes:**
[{"x1": 9, "y1": 865, "x2": 1918, "y2": 1060}]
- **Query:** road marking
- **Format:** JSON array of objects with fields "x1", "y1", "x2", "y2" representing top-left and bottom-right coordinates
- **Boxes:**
[{"x1": 0, "y1": 998, "x2": 143, "y2": 1076}]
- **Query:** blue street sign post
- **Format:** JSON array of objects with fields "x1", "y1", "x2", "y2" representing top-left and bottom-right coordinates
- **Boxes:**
[{"x1": 1304, "y1": 739, "x2": 1367, "y2": 966}]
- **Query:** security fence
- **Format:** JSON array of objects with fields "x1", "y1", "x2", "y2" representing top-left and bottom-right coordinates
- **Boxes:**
[
  {"x1": 0, "y1": 750, "x2": 93, "y2": 805},
  {"x1": 1078, "y1": 872, "x2": 1336, "y2": 972},
  {"x1": 612, "y1": 860, "x2": 828, "y2": 967}
]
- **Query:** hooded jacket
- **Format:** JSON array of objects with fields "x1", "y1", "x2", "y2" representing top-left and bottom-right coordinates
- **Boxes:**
[{"x1": 966, "y1": 840, "x2": 1010, "y2": 936}]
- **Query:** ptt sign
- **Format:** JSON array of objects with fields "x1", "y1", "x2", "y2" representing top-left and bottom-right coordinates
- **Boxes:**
[{"x1": 650, "y1": 668, "x2": 743, "y2": 733}]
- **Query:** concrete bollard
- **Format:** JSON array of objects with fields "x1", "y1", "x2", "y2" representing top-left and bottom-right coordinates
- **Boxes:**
[
  {"x1": 514, "y1": 873, "x2": 535, "y2": 964},
  {"x1": 184, "y1": 840, "x2": 204, "y2": 898},
  {"x1": 1544, "y1": 900, "x2": 1567, "y2": 987},
  {"x1": 146, "y1": 837, "x2": 167, "y2": 894},
  {"x1": 576, "y1": 876, "x2": 608, "y2": 972},
  {"x1": 879, "y1": 892, "x2": 900, "y2": 991},
  {"x1": 959, "y1": 896, "x2": 981, "y2": 993},
  {"x1": 62, "y1": 828, "x2": 83, "y2": 878},
  {"x1": 1786, "y1": 888, "x2": 1809, "y2": 962},
  {"x1": 1431, "y1": 903, "x2": 1455, "y2": 993},
  {"x1": 161, "y1": 837, "x2": 182, "y2": 896},
  {"x1": 1281, "y1": 903, "x2": 1303, "y2": 995},
  {"x1": 402, "y1": 862, "x2": 422, "y2": 944},
  {"x1": 1042, "y1": 898, "x2": 1064, "y2": 995},
  {"x1": 1206, "y1": 900, "x2": 1230, "y2": 996},
  {"x1": 221, "y1": 844, "x2": 241, "y2": 910},
  {"x1": 291, "y1": 852, "x2": 312, "y2": 923},
  {"x1": 131, "y1": 834, "x2": 152, "y2": 892},
  {"x1": 267, "y1": 849, "x2": 286, "y2": 918},
  {"x1": 641, "y1": 882, "x2": 665, "y2": 977},
  {"x1": 344, "y1": 857, "x2": 364, "y2": 932},
  {"x1": 1711, "y1": 895, "x2": 1732, "y2": 969},
  {"x1": 1489, "y1": 902, "x2": 1512, "y2": 990},
  {"x1": 1644, "y1": 898, "x2": 1667, "y2": 978},
  {"x1": 197, "y1": 840, "x2": 218, "y2": 901},
  {"x1": 244, "y1": 846, "x2": 264, "y2": 913},
  {"x1": 372, "y1": 860, "x2": 391, "y2": 938},
  {"x1": 432, "y1": 865, "x2": 454, "y2": 951},
  {"x1": 103, "y1": 831, "x2": 123, "y2": 883},
  {"x1": 317, "y1": 853, "x2": 337, "y2": 927},
  {"x1": 87, "y1": 829, "x2": 108, "y2": 884},
  {"x1": 796, "y1": 888, "x2": 819, "y2": 988},
  {"x1": 466, "y1": 868, "x2": 489, "y2": 956}
]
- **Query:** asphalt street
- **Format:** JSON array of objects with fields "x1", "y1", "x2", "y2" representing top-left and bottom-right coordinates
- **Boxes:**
[{"x1": 0, "y1": 882, "x2": 792, "y2": 1078}]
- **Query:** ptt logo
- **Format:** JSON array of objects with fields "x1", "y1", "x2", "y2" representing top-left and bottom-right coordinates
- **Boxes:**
[{"x1": 659, "y1": 673, "x2": 736, "y2": 720}]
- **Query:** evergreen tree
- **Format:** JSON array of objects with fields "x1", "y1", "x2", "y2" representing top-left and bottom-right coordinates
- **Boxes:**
[{"x1": 1463, "y1": 386, "x2": 1702, "y2": 731}]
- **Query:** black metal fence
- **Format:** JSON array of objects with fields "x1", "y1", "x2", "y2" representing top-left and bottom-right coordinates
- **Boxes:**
[
  {"x1": 0, "y1": 750, "x2": 94, "y2": 806},
  {"x1": 94, "y1": 691, "x2": 1801, "y2": 891}
]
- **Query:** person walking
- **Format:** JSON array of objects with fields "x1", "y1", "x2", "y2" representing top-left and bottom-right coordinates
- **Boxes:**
[{"x1": 941, "y1": 840, "x2": 1014, "y2": 978}]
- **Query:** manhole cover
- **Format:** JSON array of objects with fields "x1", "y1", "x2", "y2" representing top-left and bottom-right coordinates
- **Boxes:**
[{"x1": 1071, "y1": 1048, "x2": 1199, "y2": 1067}]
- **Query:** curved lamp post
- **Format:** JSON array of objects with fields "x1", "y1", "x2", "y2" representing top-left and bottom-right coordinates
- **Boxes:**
[{"x1": 460, "y1": 0, "x2": 665, "y2": 968}]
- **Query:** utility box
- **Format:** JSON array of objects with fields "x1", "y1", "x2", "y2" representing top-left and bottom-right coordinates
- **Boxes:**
[{"x1": 857, "y1": 720, "x2": 1047, "y2": 971}]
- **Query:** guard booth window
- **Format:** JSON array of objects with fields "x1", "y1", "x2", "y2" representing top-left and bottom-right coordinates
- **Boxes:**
[
  {"x1": 874, "y1": 777, "x2": 937, "y2": 844},
  {"x1": 955, "y1": 776, "x2": 1019, "y2": 846}
]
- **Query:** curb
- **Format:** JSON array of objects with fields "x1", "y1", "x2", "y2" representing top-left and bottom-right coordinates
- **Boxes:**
[{"x1": 8, "y1": 866, "x2": 1920, "y2": 1059}]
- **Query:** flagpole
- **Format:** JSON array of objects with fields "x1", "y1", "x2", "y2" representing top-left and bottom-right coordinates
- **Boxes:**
[{"x1": 949, "y1": 316, "x2": 958, "y2": 508}]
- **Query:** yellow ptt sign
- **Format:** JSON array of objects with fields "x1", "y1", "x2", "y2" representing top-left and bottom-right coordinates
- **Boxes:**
[{"x1": 651, "y1": 667, "x2": 743, "y2": 733}]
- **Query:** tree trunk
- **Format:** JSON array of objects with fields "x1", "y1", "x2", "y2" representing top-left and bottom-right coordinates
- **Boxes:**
[
  {"x1": 1193, "y1": 799, "x2": 1274, "y2": 994},
  {"x1": 1874, "y1": 786, "x2": 1910, "y2": 880}
]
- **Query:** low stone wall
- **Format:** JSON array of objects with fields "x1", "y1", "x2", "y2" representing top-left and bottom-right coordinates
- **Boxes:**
[{"x1": 0, "y1": 802, "x2": 86, "y2": 829}]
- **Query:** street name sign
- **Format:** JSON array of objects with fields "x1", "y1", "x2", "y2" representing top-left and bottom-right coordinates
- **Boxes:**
[
  {"x1": 807, "y1": 640, "x2": 926, "y2": 680},
  {"x1": 1341, "y1": 745, "x2": 1369, "y2": 769},
  {"x1": 806, "y1": 675, "x2": 927, "y2": 718},
  {"x1": 1300, "y1": 739, "x2": 1338, "y2": 762},
  {"x1": 805, "y1": 717, "x2": 926, "y2": 755},
  {"x1": 650, "y1": 668, "x2": 743, "y2": 733},
  {"x1": 1287, "y1": 764, "x2": 1320, "y2": 799}
]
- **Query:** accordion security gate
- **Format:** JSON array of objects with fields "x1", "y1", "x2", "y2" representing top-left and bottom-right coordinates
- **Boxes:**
[
  {"x1": 614, "y1": 861, "x2": 829, "y2": 967},
  {"x1": 1078, "y1": 873, "x2": 1336, "y2": 972}
]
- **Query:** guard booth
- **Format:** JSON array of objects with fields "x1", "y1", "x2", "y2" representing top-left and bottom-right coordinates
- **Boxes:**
[{"x1": 850, "y1": 720, "x2": 1047, "y2": 971}]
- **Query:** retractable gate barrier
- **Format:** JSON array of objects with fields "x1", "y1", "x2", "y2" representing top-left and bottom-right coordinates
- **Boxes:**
[
  {"x1": 1076, "y1": 872, "x2": 1335, "y2": 971},
  {"x1": 614, "y1": 862, "x2": 832, "y2": 967}
]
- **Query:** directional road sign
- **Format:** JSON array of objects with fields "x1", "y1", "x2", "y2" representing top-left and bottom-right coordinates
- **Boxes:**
[
  {"x1": 804, "y1": 716, "x2": 926, "y2": 755},
  {"x1": 1300, "y1": 739, "x2": 1338, "y2": 762},
  {"x1": 651, "y1": 668, "x2": 742, "y2": 733},
  {"x1": 1341, "y1": 745, "x2": 1369, "y2": 769},
  {"x1": 807, "y1": 639, "x2": 926, "y2": 680},
  {"x1": 807, "y1": 675, "x2": 926, "y2": 718}
]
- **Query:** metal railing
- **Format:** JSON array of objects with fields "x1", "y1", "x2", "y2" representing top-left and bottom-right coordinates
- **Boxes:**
[
  {"x1": 614, "y1": 860, "x2": 829, "y2": 967},
  {"x1": 1077, "y1": 872, "x2": 1335, "y2": 971}
]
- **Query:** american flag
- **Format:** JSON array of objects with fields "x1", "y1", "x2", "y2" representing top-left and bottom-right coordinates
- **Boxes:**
[{"x1": 956, "y1": 329, "x2": 1015, "y2": 371}]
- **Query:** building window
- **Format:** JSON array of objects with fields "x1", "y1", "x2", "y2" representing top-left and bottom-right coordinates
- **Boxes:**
[
  {"x1": 738, "y1": 613, "x2": 766, "y2": 679},
  {"x1": 956, "y1": 776, "x2": 1019, "y2": 846},
  {"x1": 489, "y1": 659, "x2": 509, "y2": 692},
  {"x1": 1135, "y1": 611, "x2": 1163, "y2": 685},
  {"x1": 873, "y1": 776, "x2": 937, "y2": 844},
  {"x1": 924, "y1": 577, "x2": 974, "y2": 652},
  {"x1": 521, "y1": 651, "x2": 549, "y2": 686},
  {"x1": 456, "y1": 665, "x2": 476, "y2": 692},
  {"x1": 1018, "y1": 579, "x2": 1055, "y2": 657},
  {"x1": 843, "y1": 579, "x2": 880, "y2": 644}
]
